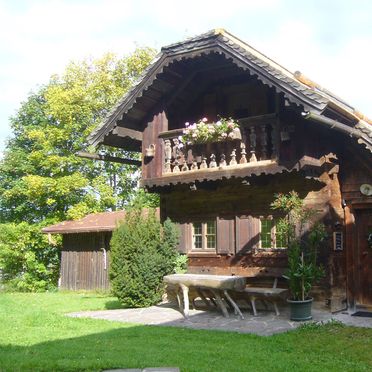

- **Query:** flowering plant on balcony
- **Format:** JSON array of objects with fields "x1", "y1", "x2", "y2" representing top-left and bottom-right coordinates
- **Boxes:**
[{"x1": 181, "y1": 117, "x2": 241, "y2": 145}]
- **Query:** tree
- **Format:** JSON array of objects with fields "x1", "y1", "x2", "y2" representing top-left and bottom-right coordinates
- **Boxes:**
[
  {"x1": 110, "y1": 209, "x2": 179, "y2": 307},
  {"x1": 0, "y1": 48, "x2": 156, "y2": 224},
  {"x1": 0, "y1": 47, "x2": 157, "y2": 290},
  {"x1": 0, "y1": 223, "x2": 59, "y2": 291}
]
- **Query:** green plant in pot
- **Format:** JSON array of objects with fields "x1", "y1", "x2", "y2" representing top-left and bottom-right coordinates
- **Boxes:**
[{"x1": 271, "y1": 191, "x2": 327, "y2": 321}]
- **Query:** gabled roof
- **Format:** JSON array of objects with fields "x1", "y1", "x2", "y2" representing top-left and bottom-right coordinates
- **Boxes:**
[
  {"x1": 88, "y1": 29, "x2": 372, "y2": 152},
  {"x1": 42, "y1": 210, "x2": 126, "y2": 234}
]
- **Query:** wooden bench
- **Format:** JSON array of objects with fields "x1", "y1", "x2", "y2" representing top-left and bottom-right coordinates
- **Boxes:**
[{"x1": 237, "y1": 277, "x2": 288, "y2": 316}]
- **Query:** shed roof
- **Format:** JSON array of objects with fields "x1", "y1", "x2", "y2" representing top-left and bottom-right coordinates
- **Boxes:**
[
  {"x1": 88, "y1": 28, "x2": 372, "y2": 153},
  {"x1": 42, "y1": 210, "x2": 126, "y2": 234}
]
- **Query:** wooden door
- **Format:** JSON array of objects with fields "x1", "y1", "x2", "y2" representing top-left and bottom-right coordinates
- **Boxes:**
[{"x1": 355, "y1": 209, "x2": 372, "y2": 305}]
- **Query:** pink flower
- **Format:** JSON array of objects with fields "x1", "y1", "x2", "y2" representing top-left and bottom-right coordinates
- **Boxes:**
[
  {"x1": 216, "y1": 121, "x2": 222, "y2": 126},
  {"x1": 221, "y1": 133, "x2": 228, "y2": 138},
  {"x1": 228, "y1": 122, "x2": 234, "y2": 129},
  {"x1": 202, "y1": 117, "x2": 208, "y2": 122},
  {"x1": 185, "y1": 122, "x2": 190, "y2": 127}
]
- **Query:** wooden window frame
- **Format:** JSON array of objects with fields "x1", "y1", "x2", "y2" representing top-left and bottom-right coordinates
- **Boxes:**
[
  {"x1": 259, "y1": 216, "x2": 287, "y2": 250},
  {"x1": 191, "y1": 220, "x2": 217, "y2": 252}
]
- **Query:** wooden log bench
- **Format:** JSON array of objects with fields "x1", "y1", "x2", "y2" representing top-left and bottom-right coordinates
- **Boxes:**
[{"x1": 235, "y1": 277, "x2": 288, "y2": 316}]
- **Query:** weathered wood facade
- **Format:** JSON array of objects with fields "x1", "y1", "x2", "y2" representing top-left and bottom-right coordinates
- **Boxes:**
[
  {"x1": 89, "y1": 30, "x2": 372, "y2": 310},
  {"x1": 60, "y1": 232, "x2": 111, "y2": 291},
  {"x1": 43, "y1": 211, "x2": 126, "y2": 291}
]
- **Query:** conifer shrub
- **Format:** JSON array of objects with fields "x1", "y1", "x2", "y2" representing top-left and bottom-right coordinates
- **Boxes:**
[{"x1": 110, "y1": 208, "x2": 179, "y2": 307}]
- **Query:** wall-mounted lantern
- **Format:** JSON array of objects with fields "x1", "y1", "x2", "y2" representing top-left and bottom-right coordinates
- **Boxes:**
[
  {"x1": 145, "y1": 144, "x2": 156, "y2": 157},
  {"x1": 333, "y1": 231, "x2": 343, "y2": 251},
  {"x1": 368, "y1": 233, "x2": 372, "y2": 249}
]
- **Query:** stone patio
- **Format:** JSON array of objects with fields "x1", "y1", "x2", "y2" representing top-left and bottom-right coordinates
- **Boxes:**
[{"x1": 68, "y1": 301, "x2": 372, "y2": 336}]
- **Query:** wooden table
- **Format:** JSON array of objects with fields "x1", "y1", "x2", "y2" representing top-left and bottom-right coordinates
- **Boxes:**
[{"x1": 164, "y1": 274, "x2": 246, "y2": 319}]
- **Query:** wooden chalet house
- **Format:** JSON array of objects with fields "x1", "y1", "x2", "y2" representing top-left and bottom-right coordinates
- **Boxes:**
[{"x1": 88, "y1": 30, "x2": 372, "y2": 311}]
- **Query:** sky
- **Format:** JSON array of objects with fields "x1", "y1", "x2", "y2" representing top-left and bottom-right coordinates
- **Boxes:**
[{"x1": 1, "y1": 0, "x2": 372, "y2": 155}]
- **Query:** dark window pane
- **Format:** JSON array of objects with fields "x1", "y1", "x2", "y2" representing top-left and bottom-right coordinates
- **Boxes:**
[
  {"x1": 275, "y1": 222, "x2": 287, "y2": 248},
  {"x1": 207, "y1": 235, "x2": 216, "y2": 249},
  {"x1": 194, "y1": 235, "x2": 202, "y2": 249},
  {"x1": 193, "y1": 222, "x2": 202, "y2": 235},
  {"x1": 261, "y1": 219, "x2": 272, "y2": 248},
  {"x1": 207, "y1": 221, "x2": 216, "y2": 235}
]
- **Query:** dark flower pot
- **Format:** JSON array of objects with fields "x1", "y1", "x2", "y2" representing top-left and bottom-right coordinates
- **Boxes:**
[{"x1": 287, "y1": 297, "x2": 313, "y2": 321}]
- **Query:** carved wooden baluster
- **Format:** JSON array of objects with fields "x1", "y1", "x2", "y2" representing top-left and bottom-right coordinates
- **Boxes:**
[
  {"x1": 249, "y1": 126, "x2": 257, "y2": 162},
  {"x1": 210, "y1": 153, "x2": 217, "y2": 168},
  {"x1": 200, "y1": 156, "x2": 208, "y2": 169},
  {"x1": 271, "y1": 123, "x2": 278, "y2": 160},
  {"x1": 179, "y1": 147, "x2": 187, "y2": 170},
  {"x1": 261, "y1": 125, "x2": 267, "y2": 160},
  {"x1": 164, "y1": 139, "x2": 172, "y2": 173},
  {"x1": 172, "y1": 138, "x2": 180, "y2": 160},
  {"x1": 181, "y1": 161, "x2": 189, "y2": 172},
  {"x1": 229, "y1": 149, "x2": 237, "y2": 166},
  {"x1": 191, "y1": 159, "x2": 198, "y2": 171},
  {"x1": 187, "y1": 148, "x2": 194, "y2": 165},
  {"x1": 173, "y1": 159, "x2": 180, "y2": 173},
  {"x1": 240, "y1": 143, "x2": 247, "y2": 164},
  {"x1": 219, "y1": 153, "x2": 226, "y2": 168}
]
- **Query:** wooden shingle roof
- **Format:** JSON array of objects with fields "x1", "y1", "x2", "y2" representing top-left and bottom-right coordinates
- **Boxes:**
[
  {"x1": 42, "y1": 211, "x2": 126, "y2": 234},
  {"x1": 88, "y1": 29, "x2": 372, "y2": 152}
]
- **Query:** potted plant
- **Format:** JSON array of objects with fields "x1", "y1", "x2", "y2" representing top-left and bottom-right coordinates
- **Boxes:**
[{"x1": 271, "y1": 191, "x2": 327, "y2": 321}]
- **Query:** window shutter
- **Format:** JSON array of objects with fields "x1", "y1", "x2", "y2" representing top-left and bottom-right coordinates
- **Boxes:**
[
  {"x1": 235, "y1": 215, "x2": 260, "y2": 254},
  {"x1": 216, "y1": 216, "x2": 235, "y2": 254},
  {"x1": 177, "y1": 223, "x2": 191, "y2": 253}
]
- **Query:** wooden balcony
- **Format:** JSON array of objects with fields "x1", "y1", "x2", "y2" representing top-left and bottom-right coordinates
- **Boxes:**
[
  {"x1": 141, "y1": 114, "x2": 325, "y2": 189},
  {"x1": 160, "y1": 116, "x2": 279, "y2": 175}
]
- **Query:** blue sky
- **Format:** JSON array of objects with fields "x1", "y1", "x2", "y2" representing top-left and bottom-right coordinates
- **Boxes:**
[{"x1": 1, "y1": 0, "x2": 371, "y2": 155}]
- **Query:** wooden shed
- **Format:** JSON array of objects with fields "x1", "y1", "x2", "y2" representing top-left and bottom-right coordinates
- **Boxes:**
[
  {"x1": 88, "y1": 29, "x2": 372, "y2": 311},
  {"x1": 43, "y1": 211, "x2": 126, "y2": 291}
]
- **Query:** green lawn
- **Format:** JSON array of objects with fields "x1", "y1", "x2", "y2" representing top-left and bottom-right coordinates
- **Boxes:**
[{"x1": 0, "y1": 292, "x2": 371, "y2": 372}]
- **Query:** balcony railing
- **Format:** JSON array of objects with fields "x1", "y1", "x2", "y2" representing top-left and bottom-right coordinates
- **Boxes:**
[{"x1": 159, "y1": 115, "x2": 279, "y2": 175}]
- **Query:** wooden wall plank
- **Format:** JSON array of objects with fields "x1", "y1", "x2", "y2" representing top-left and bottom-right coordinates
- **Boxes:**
[{"x1": 60, "y1": 232, "x2": 111, "y2": 291}]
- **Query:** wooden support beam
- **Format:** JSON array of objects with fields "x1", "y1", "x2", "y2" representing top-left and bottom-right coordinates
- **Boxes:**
[
  {"x1": 238, "y1": 113, "x2": 277, "y2": 127},
  {"x1": 76, "y1": 151, "x2": 141, "y2": 166},
  {"x1": 158, "y1": 128, "x2": 184, "y2": 139},
  {"x1": 112, "y1": 126, "x2": 143, "y2": 142}
]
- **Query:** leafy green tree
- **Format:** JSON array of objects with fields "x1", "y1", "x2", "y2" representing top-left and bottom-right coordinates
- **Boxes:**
[
  {"x1": 0, "y1": 48, "x2": 156, "y2": 291},
  {"x1": 0, "y1": 223, "x2": 60, "y2": 291},
  {"x1": 0, "y1": 48, "x2": 156, "y2": 224}
]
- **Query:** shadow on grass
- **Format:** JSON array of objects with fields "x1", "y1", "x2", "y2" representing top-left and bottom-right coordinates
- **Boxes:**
[
  {"x1": 0, "y1": 323, "x2": 254, "y2": 372},
  {"x1": 0, "y1": 320, "x2": 370, "y2": 372},
  {"x1": 104, "y1": 299, "x2": 128, "y2": 310}
]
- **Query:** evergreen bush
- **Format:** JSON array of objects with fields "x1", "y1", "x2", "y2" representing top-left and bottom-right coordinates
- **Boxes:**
[{"x1": 110, "y1": 208, "x2": 179, "y2": 307}]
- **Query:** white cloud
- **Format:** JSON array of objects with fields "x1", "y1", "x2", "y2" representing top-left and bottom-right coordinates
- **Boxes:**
[{"x1": 0, "y1": 0, "x2": 371, "y2": 155}]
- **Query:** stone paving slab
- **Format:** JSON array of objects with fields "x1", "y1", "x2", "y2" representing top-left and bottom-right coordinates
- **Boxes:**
[{"x1": 66, "y1": 302, "x2": 372, "y2": 336}]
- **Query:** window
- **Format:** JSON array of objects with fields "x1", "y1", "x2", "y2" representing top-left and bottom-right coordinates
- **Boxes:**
[
  {"x1": 192, "y1": 221, "x2": 216, "y2": 251},
  {"x1": 260, "y1": 217, "x2": 287, "y2": 249}
]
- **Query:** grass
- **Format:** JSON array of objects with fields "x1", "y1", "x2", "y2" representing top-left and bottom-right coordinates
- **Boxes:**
[{"x1": 0, "y1": 292, "x2": 371, "y2": 371}]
